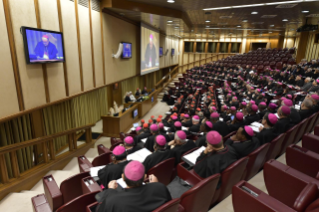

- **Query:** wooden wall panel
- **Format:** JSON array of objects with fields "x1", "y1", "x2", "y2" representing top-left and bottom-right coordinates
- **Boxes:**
[
  {"x1": 0, "y1": 0, "x2": 20, "y2": 118},
  {"x1": 91, "y1": 10, "x2": 104, "y2": 87},
  {"x1": 78, "y1": 5, "x2": 94, "y2": 91},
  {"x1": 60, "y1": 0, "x2": 81, "y2": 95},
  {"x1": 9, "y1": 0, "x2": 46, "y2": 109},
  {"x1": 102, "y1": 13, "x2": 138, "y2": 84},
  {"x1": 159, "y1": 34, "x2": 165, "y2": 68},
  {"x1": 38, "y1": 0, "x2": 66, "y2": 102}
]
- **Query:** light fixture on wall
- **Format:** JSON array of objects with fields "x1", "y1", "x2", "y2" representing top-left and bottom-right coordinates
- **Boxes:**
[
  {"x1": 112, "y1": 43, "x2": 123, "y2": 58},
  {"x1": 167, "y1": 0, "x2": 175, "y2": 3}
]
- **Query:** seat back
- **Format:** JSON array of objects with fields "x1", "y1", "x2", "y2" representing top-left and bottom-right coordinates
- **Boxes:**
[
  {"x1": 302, "y1": 134, "x2": 319, "y2": 155},
  {"x1": 110, "y1": 140, "x2": 124, "y2": 151},
  {"x1": 119, "y1": 132, "x2": 125, "y2": 140},
  {"x1": 180, "y1": 174, "x2": 220, "y2": 212},
  {"x1": 265, "y1": 133, "x2": 285, "y2": 161},
  {"x1": 60, "y1": 172, "x2": 90, "y2": 204},
  {"x1": 110, "y1": 137, "x2": 122, "y2": 146},
  {"x1": 91, "y1": 152, "x2": 112, "y2": 167},
  {"x1": 286, "y1": 145, "x2": 319, "y2": 179},
  {"x1": 56, "y1": 191, "x2": 99, "y2": 212},
  {"x1": 147, "y1": 158, "x2": 175, "y2": 186},
  {"x1": 245, "y1": 143, "x2": 270, "y2": 181},
  {"x1": 264, "y1": 160, "x2": 319, "y2": 210},
  {"x1": 223, "y1": 131, "x2": 236, "y2": 142},
  {"x1": 32, "y1": 194, "x2": 53, "y2": 212},
  {"x1": 311, "y1": 114, "x2": 319, "y2": 133},
  {"x1": 152, "y1": 198, "x2": 181, "y2": 212},
  {"x1": 216, "y1": 157, "x2": 249, "y2": 203},
  {"x1": 294, "y1": 119, "x2": 308, "y2": 143},
  {"x1": 305, "y1": 113, "x2": 318, "y2": 134},
  {"x1": 232, "y1": 181, "x2": 297, "y2": 212},
  {"x1": 78, "y1": 156, "x2": 93, "y2": 173},
  {"x1": 97, "y1": 144, "x2": 111, "y2": 155},
  {"x1": 43, "y1": 175, "x2": 63, "y2": 211},
  {"x1": 279, "y1": 125, "x2": 299, "y2": 156}
]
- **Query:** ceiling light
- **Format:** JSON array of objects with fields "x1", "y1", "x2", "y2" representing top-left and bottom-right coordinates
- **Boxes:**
[
  {"x1": 251, "y1": 12, "x2": 258, "y2": 14},
  {"x1": 290, "y1": 28, "x2": 295, "y2": 30},
  {"x1": 167, "y1": 0, "x2": 175, "y2": 3},
  {"x1": 282, "y1": 19, "x2": 288, "y2": 21},
  {"x1": 269, "y1": 32, "x2": 273, "y2": 33},
  {"x1": 266, "y1": 0, "x2": 302, "y2": 5},
  {"x1": 174, "y1": 27, "x2": 179, "y2": 28},
  {"x1": 167, "y1": 20, "x2": 173, "y2": 23},
  {"x1": 205, "y1": 20, "x2": 211, "y2": 23},
  {"x1": 237, "y1": 25, "x2": 241, "y2": 27},
  {"x1": 203, "y1": 6, "x2": 231, "y2": 10},
  {"x1": 242, "y1": 20, "x2": 248, "y2": 22},
  {"x1": 270, "y1": 25, "x2": 274, "y2": 27},
  {"x1": 301, "y1": 11, "x2": 309, "y2": 13}
]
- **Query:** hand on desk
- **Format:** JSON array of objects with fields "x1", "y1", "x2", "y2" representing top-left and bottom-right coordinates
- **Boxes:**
[{"x1": 108, "y1": 180, "x2": 118, "y2": 189}]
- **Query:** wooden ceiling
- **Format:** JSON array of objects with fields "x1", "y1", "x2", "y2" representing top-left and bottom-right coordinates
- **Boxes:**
[{"x1": 101, "y1": 0, "x2": 319, "y2": 39}]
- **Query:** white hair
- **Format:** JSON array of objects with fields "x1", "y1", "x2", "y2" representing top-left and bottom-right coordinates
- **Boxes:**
[
  {"x1": 192, "y1": 118, "x2": 199, "y2": 122},
  {"x1": 175, "y1": 133, "x2": 186, "y2": 143}
]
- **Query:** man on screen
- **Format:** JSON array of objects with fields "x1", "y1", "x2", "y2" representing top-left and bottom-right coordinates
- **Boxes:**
[
  {"x1": 34, "y1": 35, "x2": 58, "y2": 60},
  {"x1": 144, "y1": 34, "x2": 157, "y2": 68}
]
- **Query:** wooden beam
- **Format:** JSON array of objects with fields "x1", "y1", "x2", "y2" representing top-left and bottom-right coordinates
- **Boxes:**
[
  {"x1": 100, "y1": 5, "x2": 106, "y2": 85},
  {"x1": 9, "y1": 151, "x2": 20, "y2": 178},
  {"x1": 74, "y1": 0, "x2": 84, "y2": 91},
  {"x1": 88, "y1": 0, "x2": 96, "y2": 87},
  {"x1": 0, "y1": 154, "x2": 9, "y2": 183},
  {"x1": 2, "y1": 0, "x2": 24, "y2": 110},
  {"x1": 296, "y1": 31, "x2": 309, "y2": 63}
]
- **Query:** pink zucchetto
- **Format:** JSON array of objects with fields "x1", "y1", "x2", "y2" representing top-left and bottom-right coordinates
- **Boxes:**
[
  {"x1": 124, "y1": 161, "x2": 145, "y2": 181},
  {"x1": 231, "y1": 106, "x2": 236, "y2": 111},
  {"x1": 150, "y1": 124, "x2": 158, "y2": 131},
  {"x1": 210, "y1": 112, "x2": 220, "y2": 118},
  {"x1": 236, "y1": 112, "x2": 244, "y2": 121},
  {"x1": 281, "y1": 97, "x2": 286, "y2": 101},
  {"x1": 184, "y1": 114, "x2": 190, "y2": 118},
  {"x1": 281, "y1": 105, "x2": 291, "y2": 116},
  {"x1": 277, "y1": 82, "x2": 283, "y2": 85},
  {"x1": 136, "y1": 126, "x2": 142, "y2": 131},
  {"x1": 250, "y1": 100, "x2": 255, "y2": 104},
  {"x1": 176, "y1": 130, "x2": 187, "y2": 140},
  {"x1": 205, "y1": 121, "x2": 213, "y2": 129},
  {"x1": 171, "y1": 116, "x2": 178, "y2": 120},
  {"x1": 251, "y1": 104, "x2": 258, "y2": 112},
  {"x1": 269, "y1": 103, "x2": 277, "y2": 109},
  {"x1": 268, "y1": 113, "x2": 278, "y2": 125},
  {"x1": 244, "y1": 126, "x2": 254, "y2": 137},
  {"x1": 193, "y1": 115, "x2": 200, "y2": 120},
  {"x1": 223, "y1": 105, "x2": 228, "y2": 110},
  {"x1": 241, "y1": 102, "x2": 247, "y2": 106},
  {"x1": 174, "y1": 121, "x2": 182, "y2": 127},
  {"x1": 211, "y1": 106, "x2": 216, "y2": 111},
  {"x1": 113, "y1": 146, "x2": 126, "y2": 156},
  {"x1": 259, "y1": 102, "x2": 266, "y2": 106},
  {"x1": 155, "y1": 135, "x2": 166, "y2": 146},
  {"x1": 283, "y1": 99, "x2": 293, "y2": 107},
  {"x1": 233, "y1": 96, "x2": 238, "y2": 100},
  {"x1": 124, "y1": 136, "x2": 134, "y2": 145},
  {"x1": 311, "y1": 94, "x2": 319, "y2": 101},
  {"x1": 287, "y1": 94, "x2": 292, "y2": 99},
  {"x1": 158, "y1": 123, "x2": 164, "y2": 129},
  {"x1": 206, "y1": 131, "x2": 222, "y2": 145}
]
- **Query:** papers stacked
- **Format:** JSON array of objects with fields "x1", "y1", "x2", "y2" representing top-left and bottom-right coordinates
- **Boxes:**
[
  {"x1": 250, "y1": 122, "x2": 264, "y2": 133},
  {"x1": 275, "y1": 113, "x2": 279, "y2": 118},
  {"x1": 166, "y1": 112, "x2": 171, "y2": 115},
  {"x1": 127, "y1": 148, "x2": 152, "y2": 163},
  {"x1": 295, "y1": 105, "x2": 300, "y2": 110},
  {"x1": 182, "y1": 146, "x2": 206, "y2": 166},
  {"x1": 90, "y1": 165, "x2": 106, "y2": 177},
  {"x1": 141, "y1": 138, "x2": 147, "y2": 143},
  {"x1": 182, "y1": 126, "x2": 189, "y2": 131},
  {"x1": 164, "y1": 126, "x2": 170, "y2": 131},
  {"x1": 219, "y1": 118, "x2": 224, "y2": 121},
  {"x1": 117, "y1": 178, "x2": 146, "y2": 188}
]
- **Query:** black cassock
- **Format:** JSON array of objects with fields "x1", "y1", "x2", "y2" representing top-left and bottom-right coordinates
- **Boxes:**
[
  {"x1": 134, "y1": 131, "x2": 151, "y2": 145},
  {"x1": 254, "y1": 128, "x2": 277, "y2": 145},
  {"x1": 143, "y1": 149, "x2": 174, "y2": 172},
  {"x1": 98, "y1": 160, "x2": 131, "y2": 187},
  {"x1": 188, "y1": 123, "x2": 200, "y2": 133},
  {"x1": 126, "y1": 145, "x2": 142, "y2": 155},
  {"x1": 243, "y1": 114, "x2": 260, "y2": 126},
  {"x1": 193, "y1": 145, "x2": 238, "y2": 189},
  {"x1": 97, "y1": 183, "x2": 172, "y2": 212},
  {"x1": 299, "y1": 109, "x2": 312, "y2": 121},
  {"x1": 195, "y1": 135, "x2": 206, "y2": 147},
  {"x1": 290, "y1": 108, "x2": 301, "y2": 125},
  {"x1": 144, "y1": 134, "x2": 157, "y2": 152},
  {"x1": 224, "y1": 137, "x2": 260, "y2": 158},
  {"x1": 273, "y1": 117, "x2": 291, "y2": 134},
  {"x1": 170, "y1": 140, "x2": 197, "y2": 164},
  {"x1": 182, "y1": 120, "x2": 192, "y2": 127},
  {"x1": 211, "y1": 121, "x2": 230, "y2": 137}
]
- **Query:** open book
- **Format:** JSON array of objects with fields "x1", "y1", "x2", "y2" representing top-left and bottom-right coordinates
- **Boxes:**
[
  {"x1": 182, "y1": 146, "x2": 206, "y2": 167},
  {"x1": 90, "y1": 165, "x2": 106, "y2": 177},
  {"x1": 127, "y1": 148, "x2": 152, "y2": 163}
]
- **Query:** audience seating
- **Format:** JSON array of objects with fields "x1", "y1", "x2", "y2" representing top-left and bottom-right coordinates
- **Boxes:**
[
  {"x1": 279, "y1": 125, "x2": 299, "y2": 156},
  {"x1": 56, "y1": 191, "x2": 100, "y2": 212},
  {"x1": 110, "y1": 137, "x2": 122, "y2": 147},
  {"x1": 147, "y1": 158, "x2": 175, "y2": 186},
  {"x1": 294, "y1": 119, "x2": 309, "y2": 144},
  {"x1": 265, "y1": 133, "x2": 286, "y2": 161},
  {"x1": 314, "y1": 125, "x2": 319, "y2": 136},
  {"x1": 97, "y1": 144, "x2": 111, "y2": 155},
  {"x1": 244, "y1": 143, "x2": 270, "y2": 181},
  {"x1": 302, "y1": 134, "x2": 319, "y2": 155},
  {"x1": 32, "y1": 194, "x2": 52, "y2": 212},
  {"x1": 286, "y1": 145, "x2": 319, "y2": 179},
  {"x1": 179, "y1": 174, "x2": 221, "y2": 212},
  {"x1": 152, "y1": 198, "x2": 183, "y2": 212},
  {"x1": 78, "y1": 153, "x2": 112, "y2": 173}
]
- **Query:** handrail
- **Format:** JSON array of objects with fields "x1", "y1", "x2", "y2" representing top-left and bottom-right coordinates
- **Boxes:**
[
  {"x1": 0, "y1": 123, "x2": 95, "y2": 155},
  {"x1": 155, "y1": 65, "x2": 179, "y2": 88}
]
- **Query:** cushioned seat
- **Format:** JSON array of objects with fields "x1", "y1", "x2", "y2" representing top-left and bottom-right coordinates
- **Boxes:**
[
  {"x1": 302, "y1": 134, "x2": 319, "y2": 155},
  {"x1": 152, "y1": 198, "x2": 183, "y2": 212},
  {"x1": 56, "y1": 191, "x2": 100, "y2": 212},
  {"x1": 147, "y1": 158, "x2": 175, "y2": 186},
  {"x1": 279, "y1": 125, "x2": 299, "y2": 156}
]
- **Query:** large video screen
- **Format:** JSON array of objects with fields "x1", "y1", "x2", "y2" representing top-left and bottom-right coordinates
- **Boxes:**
[
  {"x1": 141, "y1": 23, "x2": 160, "y2": 75},
  {"x1": 21, "y1": 27, "x2": 65, "y2": 64},
  {"x1": 122, "y1": 42, "x2": 132, "y2": 59}
]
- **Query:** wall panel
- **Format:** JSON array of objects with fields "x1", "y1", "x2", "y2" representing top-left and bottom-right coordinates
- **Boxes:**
[
  {"x1": 9, "y1": 0, "x2": 46, "y2": 109},
  {"x1": 78, "y1": 5, "x2": 94, "y2": 90},
  {"x1": 91, "y1": 10, "x2": 104, "y2": 87},
  {"x1": 0, "y1": 0, "x2": 20, "y2": 118},
  {"x1": 60, "y1": 0, "x2": 81, "y2": 95},
  {"x1": 38, "y1": 0, "x2": 66, "y2": 102}
]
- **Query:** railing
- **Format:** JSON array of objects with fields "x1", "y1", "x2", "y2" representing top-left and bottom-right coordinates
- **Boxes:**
[{"x1": 0, "y1": 123, "x2": 95, "y2": 200}]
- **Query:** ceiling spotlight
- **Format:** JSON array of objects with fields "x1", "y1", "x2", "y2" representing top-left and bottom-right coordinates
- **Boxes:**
[
  {"x1": 167, "y1": 20, "x2": 173, "y2": 23},
  {"x1": 242, "y1": 20, "x2": 248, "y2": 22},
  {"x1": 301, "y1": 11, "x2": 309, "y2": 13},
  {"x1": 251, "y1": 12, "x2": 258, "y2": 14},
  {"x1": 174, "y1": 26, "x2": 179, "y2": 28},
  {"x1": 290, "y1": 28, "x2": 295, "y2": 30},
  {"x1": 205, "y1": 20, "x2": 211, "y2": 23},
  {"x1": 167, "y1": 0, "x2": 175, "y2": 3},
  {"x1": 269, "y1": 32, "x2": 273, "y2": 33},
  {"x1": 191, "y1": 30, "x2": 194, "y2": 32},
  {"x1": 206, "y1": 26, "x2": 210, "y2": 27},
  {"x1": 270, "y1": 25, "x2": 274, "y2": 27},
  {"x1": 282, "y1": 19, "x2": 288, "y2": 21},
  {"x1": 237, "y1": 25, "x2": 241, "y2": 27}
]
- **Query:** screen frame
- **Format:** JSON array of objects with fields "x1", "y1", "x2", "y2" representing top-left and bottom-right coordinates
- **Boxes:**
[
  {"x1": 159, "y1": 47, "x2": 163, "y2": 57},
  {"x1": 21, "y1": 26, "x2": 66, "y2": 64},
  {"x1": 132, "y1": 109, "x2": 138, "y2": 118},
  {"x1": 171, "y1": 48, "x2": 175, "y2": 56},
  {"x1": 121, "y1": 42, "x2": 132, "y2": 59}
]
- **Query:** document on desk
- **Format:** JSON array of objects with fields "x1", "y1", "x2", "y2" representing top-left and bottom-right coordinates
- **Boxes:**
[
  {"x1": 182, "y1": 146, "x2": 206, "y2": 167},
  {"x1": 249, "y1": 125, "x2": 260, "y2": 133},
  {"x1": 164, "y1": 126, "x2": 170, "y2": 131},
  {"x1": 251, "y1": 122, "x2": 263, "y2": 129},
  {"x1": 182, "y1": 126, "x2": 189, "y2": 131},
  {"x1": 127, "y1": 148, "x2": 152, "y2": 163},
  {"x1": 141, "y1": 138, "x2": 147, "y2": 143},
  {"x1": 90, "y1": 165, "x2": 106, "y2": 177}
]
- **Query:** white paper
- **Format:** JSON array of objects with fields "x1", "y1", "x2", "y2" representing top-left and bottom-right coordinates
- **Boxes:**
[
  {"x1": 250, "y1": 125, "x2": 260, "y2": 133},
  {"x1": 182, "y1": 146, "x2": 206, "y2": 166},
  {"x1": 275, "y1": 113, "x2": 279, "y2": 118},
  {"x1": 219, "y1": 118, "x2": 224, "y2": 121},
  {"x1": 117, "y1": 178, "x2": 128, "y2": 188},
  {"x1": 170, "y1": 106, "x2": 174, "y2": 109},
  {"x1": 133, "y1": 123, "x2": 139, "y2": 128},
  {"x1": 251, "y1": 122, "x2": 263, "y2": 128},
  {"x1": 295, "y1": 105, "x2": 300, "y2": 110},
  {"x1": 130, "y1": 127, "x2": 136, "y2": 131},
  {"x1": 164, "y1": 126, "x2": 170, "y2": 131},
  {"x1": 141, "y1": 138, "x2": 147, "y2": 143},
  {"x1": 90, "y1": 165, "x2": 106, "y2": 177},
  {"x1": 127, "y1": 148, "x2": 152, "y2": 163},
  {"x1": 182, "y1": 126, "x2": 189, "y2": 131},
  {"x1": 166, "y1": 112, "x2": 171, "y2": 115}
]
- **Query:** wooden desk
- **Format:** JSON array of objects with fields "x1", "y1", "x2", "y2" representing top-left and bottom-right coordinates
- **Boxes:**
[{"x1": 101, "y1": 91, "x2": 158, "y2": 138}]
